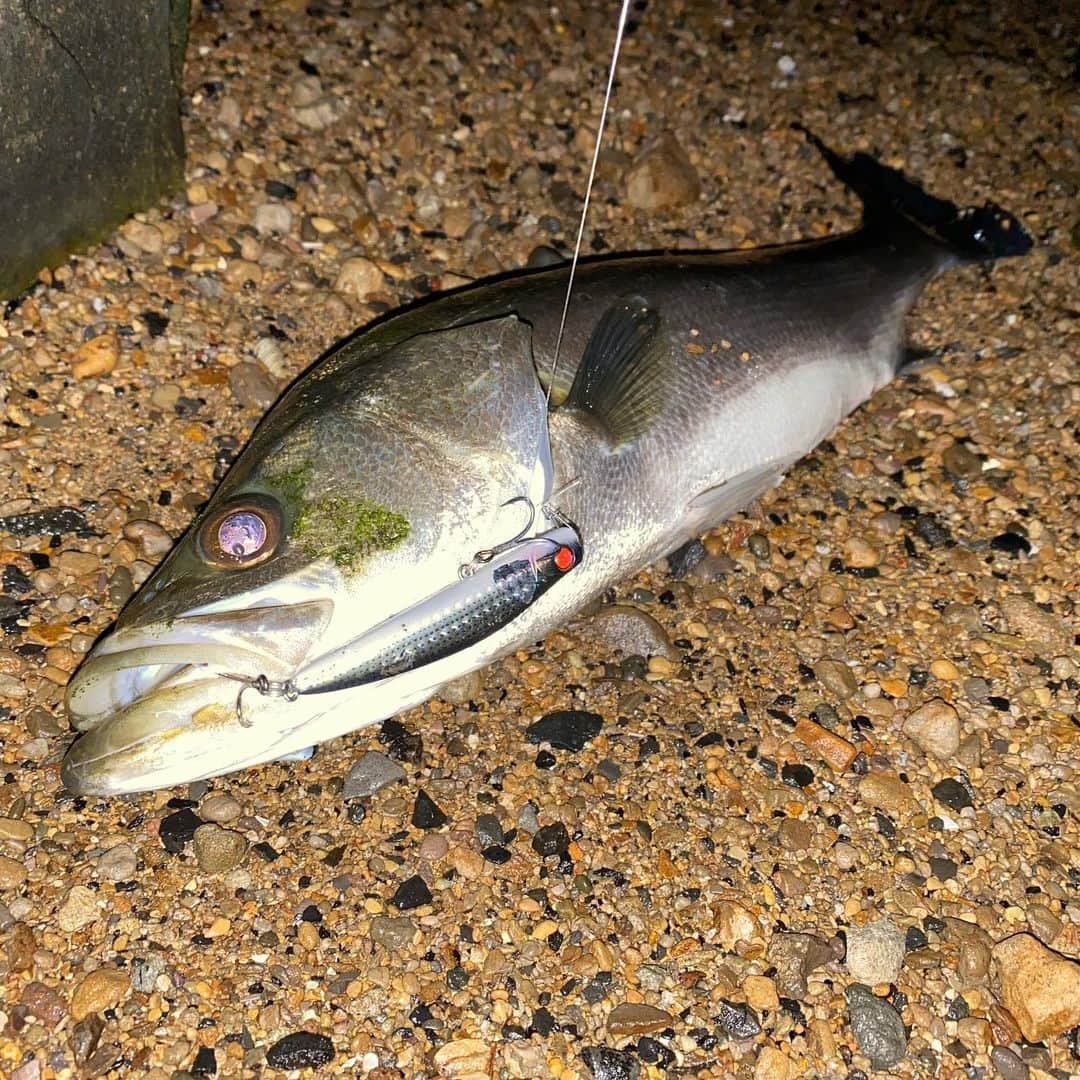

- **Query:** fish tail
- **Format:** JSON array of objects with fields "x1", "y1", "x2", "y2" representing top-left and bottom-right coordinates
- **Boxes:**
[{"x1": 792, "y1": 123, "x2": 1032, "y2": 262}]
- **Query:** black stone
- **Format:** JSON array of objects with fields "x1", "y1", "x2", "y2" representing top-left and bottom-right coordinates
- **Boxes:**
[
  {"x1": 191, "y1": 1046, "x2": 217, "y2": 1076},
  {"x1": 2, "y1": 565, "x2": 32, "y2": 595},
  {"x1": 412, "y1": 790, "x2": 448, "y2": 829},
  {"x1": 525, "y1": 710, "x2": 603, "y2": 751},
  {"x1": 159, "y1": 807, "x2": 203, "y2": 853},
  {"x1": 874, "y1": 812, "x2": 897, "y2": 838},
  {"x1": 667, "y1": 538, "x2": 706, "y2": 579},
  {"x1": 481, "y1": 845, "x2": 511, "y2": 864},
  {"x1": 636, "y1": 1036, "x2": 675, "y2": 1067},
  {"x1": 390, "y1": 875, "x2": 432, "y2": 911},
  {"x1": 252, "y1": 841, "x2": 280, "y2": 861},
  {"x1": 346, "y1": 801, "x2": 367, "y2": 824},
  {"x1": 265, "y1": 1031, "x2": 334, "y2": 1070},
  {"x1": 378, "y1": 718, "x2": 423, "y2": 763},
  {"x1": 929, "y1": 856, "x2": 958, "y2": 881},
  {"x1": 845, "y1": 984, "x2": 906, "y2": 1070},
  {"x1": 905, "y1": 926, "x2": 928, "y2": 951},
  {"x1": 0, "y1": 506, "x2": 94, "y2": 537},
  {"x1": 535, "y1": 749, "x2": 557, "y2": 769},
  {"x1": 532, "y1": 822, "x2": 571, "y2": 858},
  {"x1": 781, "y1": 762, "x2": 814, "y2": 788},
  {"x1": 581, "y1": 1046, "x2": 640, "y2": 1080},
  {"x1": 990, "y1": 532, "x2": 1031, "y2": 556},
  {"x1": 913, "y1": 514, "x2": 952, "y2": 547},
  {"x1": 945, "y1": 996, "x2": 970, "y2": 1020},
  {"x1": 475, "y1": 813, "x2": 504, "y2": 847},
  {"x1": 715, "y1": 999, "x2": 761, "y2": 1039},
  {"x1": 265, "y1": 179, "x2": 297, "y2": 199},
  {"x1": 531, "y1": 1007, "x2": 556, "y2": 1036},
  {"x1": 931, "y1": 778, "x2": 974, "y2": 811},
  {"x1": 446, "y1": 966, "x2": 469, "y2": 990},
  {"x1": 142, "y1": 310, "x2": 169, "y2": 337}
]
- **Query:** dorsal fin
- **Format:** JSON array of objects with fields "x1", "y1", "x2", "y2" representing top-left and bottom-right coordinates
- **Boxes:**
[{"x1": 560, "y1": 296, "x2": 663, "y2": 446}]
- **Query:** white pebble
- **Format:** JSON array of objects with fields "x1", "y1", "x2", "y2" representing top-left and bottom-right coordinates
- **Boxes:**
[{"x1": 777, "y1": 55, "x2": 797, "y2": 75}]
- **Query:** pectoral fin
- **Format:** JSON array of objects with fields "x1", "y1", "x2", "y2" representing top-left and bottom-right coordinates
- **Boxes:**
[{"x1": 560, "y1": 296, "x2": 664, "y2": 446}]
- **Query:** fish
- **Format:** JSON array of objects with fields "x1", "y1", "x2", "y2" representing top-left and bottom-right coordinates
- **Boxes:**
[{"x1": 61, "y1": 133, "x2": 1031, "y2": 795}]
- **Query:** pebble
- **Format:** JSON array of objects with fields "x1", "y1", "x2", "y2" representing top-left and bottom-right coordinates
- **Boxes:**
[
  {"x1": 70, "y1": 967, "x2": 130, "y2": 1021},
  {"x1": 58, "y1": 884, "x2": 99, "y2": 932},
  {"x1": 159, "y1": 807, "x2": 204, "y2": 852},
  {"x1": 524, "y1": 709, "x2": 602, "y2": 751},
  {"x1": 814, "y1": 658, "x2": 858, "y2": 699},
  {"x1": 252, "y1": 203, "x2": 293, "y2": 235},
  {"x1": 606, "y1": 1002, "x2": 673, "y2": 1036},
  {"x1": 475, "y1": 813, "x2": 504, "y2": 847},
  {"x1": 1025, "y1": 903, "x2": 1063, "y2": 946},
  {"x1": 581, "y1": 1046, "x2": 640, "y2": 1080},
  {"x1": 793, "y1": 717, "x2": 858, "y2": 772},
  {"x1": 390, "y1": 874, "x2": 432, "y2": 911},
  {"x1": 843, "y1": 536, "x2": 881, "y2": 568},
  {"x1": 333, "y1": 255, "x2": 383, "y2": 299},
  {"x1": 586, "y1": 604, "x2": 679, "y2": 660},
  {"x1": 715, "y1": 998, "x2": 762, "y2": 1038},
  {"x1": 992, "y1": 933, "x2": 1080, "y2": 1041},
  {"x1": 72, "y1": 332, "x2": 119, "y2": 379},
  {"x1": 438, "y1": 668, "x2": 484, "y2": 704},
  {"x1": 418, "y1": 833, "x2": 448, "y2": 861},
  {"x1": 845, "y1": 984, "x2": 906, "y2": 1069},
  {"x1": 931, "y1": 777, "x2": 974, "y2": 811},
  {"x1": 767, "y1": 932, "x2": 836, "y2": 999},
  {"x1": 412, "y1": 789, "x2": 448, "y2": 829},
  {"x1": 228, "y1": 361, "x2": 278, "y2": 409},
  {"x1": 0, "y1": 853, "x2": 28, "y2": 889},
  {"x1": 20, "y1": 980, "x2": 66, "y2": 1026},
  {"x1": 942, "y1": 441, "x2": 982, "y2": 477},
  {"x1": 199, "y1": 793, "x2": 242, "y2": 823},
  {"x1": 96, "y1": 842, "x2": 137, "y2": 882},
  {"x1": 624, "y1": 131, "x2": 700, "y2": 211},
  {"x1": 369, "y1": 915, "x2": 415, "y2": 951},
  {"x1": 754, "y1": 1045, "x2": 793, "y2": 1080},
  {"x1": 532, "y1": 822, "x2": 571, "y2": 858},
  {"x1": 988, "y1": 1045, "x2": 1029, "y2": 1080},
  {"x1": 122, "y1": 518, "x2": 173, "y2": 558},
  {"x1": 858, "y1": 771, "x2": 916, "y2": 815},
  {"x1": 902, "y1": 697, "x2": 961, "y2": 759},
  {"x1": 342, "y1": 751, "x2": 405, "y2": 799},
  {"x1": 743, "y1": 974, "x2": 780, "y2": 1013},
  {"x1": 846, "y1": 916, "x2": 906, "y2": 985},
  {"x1": 265, "y1": 1031, "x2": 334, "y2": 1070},
  {"x1": 121, "y1": 219, "x2": 165, "y2": 255},
  {"x1": 1000, "y1": 595, "x2": 1072, "y2": 650},
  {"x1": 192, "y1": 824, "x2": 248, "y2": 874}
]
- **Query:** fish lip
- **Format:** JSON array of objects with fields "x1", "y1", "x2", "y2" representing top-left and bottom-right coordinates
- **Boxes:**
[{"x1": 64, "y1": 598, "x2": 334, "y2": 732}]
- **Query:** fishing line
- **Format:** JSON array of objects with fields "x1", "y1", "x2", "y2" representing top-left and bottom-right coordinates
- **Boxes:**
[{"x1": 546, "y1": 0, "x2": 633, "y2": 406}]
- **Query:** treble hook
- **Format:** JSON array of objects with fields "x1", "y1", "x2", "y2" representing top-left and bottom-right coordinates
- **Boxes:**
[
  {"x1": 460, "y1": 495, "x2": 536, "y2": 577},
  {"x1": 221, "y1": 672, "x2": 299, "y2": 727}
]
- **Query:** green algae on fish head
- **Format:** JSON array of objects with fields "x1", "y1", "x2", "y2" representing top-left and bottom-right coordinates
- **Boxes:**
[
  {"x1": 261, "y1": 460, "x2": 313, "y2": 511},
  {"x1": 293, "y1": 495, "x2": 410, "y2": 569}
]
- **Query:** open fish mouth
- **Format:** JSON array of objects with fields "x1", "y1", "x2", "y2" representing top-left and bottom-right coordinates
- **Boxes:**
[{"x1": 61, "y1": 599, "x2": 334, "y2": 795}]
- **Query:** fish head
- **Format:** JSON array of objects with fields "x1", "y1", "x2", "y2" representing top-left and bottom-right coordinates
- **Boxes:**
[{"x1": 63, "y1": 315, "x2": 553, "y2": 795}]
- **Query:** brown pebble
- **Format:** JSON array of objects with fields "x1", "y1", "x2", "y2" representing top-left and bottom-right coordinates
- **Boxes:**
[
  {"x1": 857, "y1": 771, "x2": 917, "y2": 815},
  {"x1": 992, "y1": 932, "x2": 1080, "y2": 1041},
  {"x1": 70, "y1": 968, "x2": 130, "y2": 1021},
  {"x1": 794, "y1": 717, "x2": 858, "y2": 772},
  {"x1": 72, "y1": 333, "x2": 119, "y2": 379},
  {"x1": 814, "y1": 658, "x2": 858, "y2": 699},
  {"x1": 606, "y1": 1002, "x2": 674, "y2": 1036}
]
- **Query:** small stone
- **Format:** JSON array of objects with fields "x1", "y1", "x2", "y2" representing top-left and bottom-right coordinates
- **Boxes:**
[
  {"x1": 1025, "y1": 903, "x2": 1063, "y2": 946},
  {"x1": 667, "y1": 538, "x2": 706, "y2": 578},
  {"x1": 69, "y1": 1012, "x2": 105, "y2": 1065},
  {"x1": 606, "y1": 1002, "x2": 673, "y2": 1036},
  {"x1": 0, "y1": 853, "x2": 28, "y2": 889},
  {"x1": 902, "y1": 697, "x2": 961, "y2": 760},
  {"x1": 191, "y1": 1046, "x2": 217, "y2": 1076},
  {"x1": 265, "y1": 1031, "x2": 335, "y2": 1070},
  {"x1": 777, "y1": 54, "x2": 797, "y2": 74},
  {"x1": 439, "y1": 669, "x2": 484, "y2": 704},
  {"x1": 72, "y1": 333, "x2": 119, "y2": 379},
  {"x1": 70, "y1": 968, "x2": 130, "y2": 1021},
  {"x1": 58, "y1": 884, "x2": 99, "y2": 932},
  {"x1": 193, "y1": 824, "x2": 247, "y2": 874},
  {"x1": 369, "y1": 915, "x2": 415, "y2": 951},
  {"x1": 418, "y1": 833, "x2": 448, "y2": 861},
  {"x1": 200, "y1": 793, "x2": 242, "y2": 824},
  {"x1": 581, "y1": 1046, "x2": 640, "y2": 1080},
  {"x1": 390, "y1": 874, "x2": 432, "y2": 911},
  {"x1": 532, "y1": 822, "x2": 571, "y2": 858},
  {"x1": 159, "y1": 807, "x2": 204, "y2": 853},
  {"x1": 122, "y1": 519, "x2": 173, "y2": 558},
  {"x1": 743, "y1": 975, "x2": 780, "y2": 1013},
  {"x1": 342, "y1": 751, "x2": 405, "y2": 799},
  {"x1": 929, "y1": 855, "x2": 957, "y2": 881},
  {"x1": 768, "y1": 932, "x2": 837, "y2": 999},
  {"x1": 747, "y1": 532, "x2": 771, "y2": 559},
  {"x1": 252, "y1": 203, "x2": 293, "y2": 235},
  {"x1": 930, "y1": 658, "x2": 960, "y2": 680},
  {"x1": 333, "y1": 256, "x2": 383, "y2": 299},
  {"x1": 858, "y1": 771, "x2": 917, "y2": 815},
  {"x1": 715, "y1": 998, "x2": 762, "y2": 1038},
  {"x1": 814, "y1": 659, "x2": 858, "y2": 699},
  {"x1": 228, "y1": 361, "x2": 278, "y2": 410},
  {"x1": 20, "y1": 980, "x2": 66, "y2": 1026},
  {"x1": 96, "y1": 842, "x2": 137, "y2": 882},
  {"x1": 754, "y1": 1045, "x2": 793, "y2": 1080},
  {"x1": 586, "y1": 604, "x2": 679, "y2": 660},
  {"x1": 412, "y1": 790, "x2": 448, "y2": 829},
  {"x1": 624, "y1": 131, "x2": 700, "y2": 211},
  {"x1": 988, "y1": 1045, "x2": 1029, "y2": 1080},
  {"x1": 992, "y1": 933, "x2": 1080, "y2": 1041},
  {"x1": 846, "y1": 917, "x2": 906, "y2": 985},
  {"x1": 793, "y1": 717, "x2": 858, "y2": 772},
  {"x1": 121, "y1": 218, "x2": 164, "y2": 254},
  {"x1": 434, "y1": 1039, "x2": 496, "y2": 1076},
  {"x1": 845, "y1": 984, "x2": 906, "y2": 1070},
  {"x1": 931, "y1": 777, "x2": 974, "y2": 811},
  {"x1": 525, "y1": 709, "x2": 602, "y2": 751},
  {"x1": 844, "y1": 536, "x2": 880, "y2": 568},
  {"x1": 990, "y1": 531, "x2": 1030, "y2": 556},
  {"x1": 777, "y1": 819, "x2": 813, "y2": 852},
  {"x1": 1000, "y1": 596, "x2": 1072, "y2": 650},
  {"x1": 475, "y1": 813, "x2": 504, "y2": 847}
]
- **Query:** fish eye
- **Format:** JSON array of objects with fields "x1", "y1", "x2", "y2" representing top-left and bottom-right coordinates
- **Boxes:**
[{"x1": 198, "y1": 495, "x2": 282, "y2": 568}]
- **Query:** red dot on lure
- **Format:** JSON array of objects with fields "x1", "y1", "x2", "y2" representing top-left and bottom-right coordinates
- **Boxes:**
[{"x1": 554, "y1": 545, "x2": 576, "y2": 572}]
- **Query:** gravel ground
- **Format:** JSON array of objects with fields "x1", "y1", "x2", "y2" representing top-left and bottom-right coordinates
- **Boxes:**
[{"x1": 0, "y1": 1, "x2": 1077, "y2": 1077}]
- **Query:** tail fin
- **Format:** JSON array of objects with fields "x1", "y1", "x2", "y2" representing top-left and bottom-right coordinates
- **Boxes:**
[{"x1": 792, "y1": 124, "x2": 1032, "y2": 261}]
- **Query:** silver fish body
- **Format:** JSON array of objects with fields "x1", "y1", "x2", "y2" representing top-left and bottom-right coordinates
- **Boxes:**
[{"x1": 62, "y1": 140, "x2": 1031, "y2": 794}]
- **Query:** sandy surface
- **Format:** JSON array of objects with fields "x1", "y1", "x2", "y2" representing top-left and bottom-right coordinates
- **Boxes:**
[{"x1": 0, "y1": 1, "x2": 1077, "y2": 1077}]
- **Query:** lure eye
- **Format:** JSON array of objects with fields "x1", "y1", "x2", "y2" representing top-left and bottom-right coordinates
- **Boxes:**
[
  {"x1": 553, "y1": 545, "x2": 576, "y2": 572},
  {"x1": 198, "y1": 495, "x2": 282, "y2": 568}
]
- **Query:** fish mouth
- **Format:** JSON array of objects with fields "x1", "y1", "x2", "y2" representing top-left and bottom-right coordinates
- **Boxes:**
[{"x1": 62, "y1": 599, "x2": 333, "y2": 795}]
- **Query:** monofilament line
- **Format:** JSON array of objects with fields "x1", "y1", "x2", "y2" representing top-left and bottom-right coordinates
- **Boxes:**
[{"x1": 546, "y1": 0, "x2": 634, "y2": 406}]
